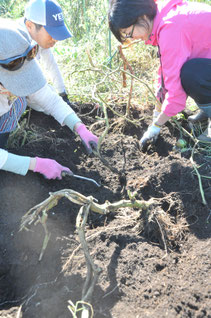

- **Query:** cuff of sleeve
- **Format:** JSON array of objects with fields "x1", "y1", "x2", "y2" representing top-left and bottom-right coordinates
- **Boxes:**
[
  {"x1": 2, "y1": 153, "x2": 31, "y2": 176},
  {"x1": 63, "y1": 113, "x2": 81, "y2": 131},
  {"x1": 153, "y1": 122, "x2": 162, "y2": 128}
]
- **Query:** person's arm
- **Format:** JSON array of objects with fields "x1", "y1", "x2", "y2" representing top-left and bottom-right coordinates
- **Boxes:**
[
  {"x1": 154, "y1": 112, "x2": 170, "y2": 126},
  {"x1": 140, "y1": 25, "x2": 191, "y2": 150},
  {"x1": 0, "y1": 149, "x2": 31, "y2": 175},
  {"x1": 27, "y1": 84, "x2": 77, "y2": 125},
  {"x1": 0, "y1": 149, "x2": 71, "y2": 179},
  {"x1": 158, "y1": 28, "x2": 190, "y2": 118},
  {"x1": 27, "y1": 84, "x2": 99, "y2": 153},
  {"x1": 39, "y1": 47, "x2": 66, "y2": 94}
]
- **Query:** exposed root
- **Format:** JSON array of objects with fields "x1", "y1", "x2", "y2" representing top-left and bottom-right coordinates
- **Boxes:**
[{"x1": 136, "y1": 203, "x2": 188, "y2": 252}]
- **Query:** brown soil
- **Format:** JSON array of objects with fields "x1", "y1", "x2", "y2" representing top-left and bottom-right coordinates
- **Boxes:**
[{"x1": 0, "y1": 104, "x2": 210, "y2": 318}]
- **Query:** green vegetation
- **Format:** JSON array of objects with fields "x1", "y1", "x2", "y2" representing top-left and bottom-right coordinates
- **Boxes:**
[
  {"x1": 2, "y1": 0, "x2": 209, "y2": 109},
  {"x1": 0, "y1": 0, "x2": 159, "y2": 108}
]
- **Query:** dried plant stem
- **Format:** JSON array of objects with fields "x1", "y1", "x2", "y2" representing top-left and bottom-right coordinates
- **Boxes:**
[
  {"x1": 155, "y1": 216, "x2": 168, "y2": 255},
  {"x1": 190, "y1": 145, "x2": 207, "y2": 206},
  {"x1": 20, "y1": 189, "x2": 152, "y2": 231},
  {"x1": 120, "y1": 68, "x2": 162, "y2": 110},
  {"x1": 91, "y1": 94, "x2": 121, "y2": 174},
  {"x1": 20, "y1": 190, "x2": 153, "y2": 317},
  {"x1": 20, "y1": 189, "x2": 152, "y2": 263},
  {"x1": 70, "y1": 67, "x2": 101, "y2": 75},
  {"x1": 63, "y1": 221, "x2": 137, "y2": 271},
  {"x1": 92, "y1": 89, "x2": 139, "y2": 175},
  {"x1": 171, "y1": 118, "x2": 197, "y2": 143},
  {"x1": 118, "y1": 45, "x2": 134, "y2": 116},
  {"x1": 76, "y1": 203, "x2": 102, "y2": 306},
  {"x1": 85, "y1": 48, "x2": 95, "y2": 68},
  {"x1": 95, "y1": 91, "x2": 140, "y2": 125}
]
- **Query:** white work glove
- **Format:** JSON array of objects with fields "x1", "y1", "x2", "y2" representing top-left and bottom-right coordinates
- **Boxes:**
[{"x1": 139, "y1": 125, "x2": 161, "y2": 151}]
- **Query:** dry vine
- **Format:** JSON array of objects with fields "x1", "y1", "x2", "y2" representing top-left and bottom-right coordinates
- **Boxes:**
[{"x1": 19, "y1": 189, "x2": 188, "y2": 317}]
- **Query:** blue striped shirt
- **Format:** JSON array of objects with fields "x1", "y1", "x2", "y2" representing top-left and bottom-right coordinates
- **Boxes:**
[{"x1": 0, "y1": 97, "x2": 27, "y2": 133}]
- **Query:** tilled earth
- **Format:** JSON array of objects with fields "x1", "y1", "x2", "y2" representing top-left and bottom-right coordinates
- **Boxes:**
[{"x1": 0, "y1": 104, "x2": 210, "y2": 318}]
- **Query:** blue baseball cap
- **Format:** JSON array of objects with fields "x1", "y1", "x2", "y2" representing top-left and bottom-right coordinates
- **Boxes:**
[{"x1": 24, "y1": 0, "x2": 72, "y2": 41}]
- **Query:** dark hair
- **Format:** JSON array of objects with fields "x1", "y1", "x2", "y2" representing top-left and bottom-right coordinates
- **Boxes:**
[
  {"x1": 108, "y1": 0, "x2": 157, "y2": 43},
  {"x1": 24, "y1": 18, "x2": 43, "y2": 31}
]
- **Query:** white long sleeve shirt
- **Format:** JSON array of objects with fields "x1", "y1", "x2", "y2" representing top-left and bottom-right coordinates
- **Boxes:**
[
  {"x1": 19, "y1": 19, "x2": 66, "y2": 94},
  {"x1": 38, "y1": 46, "x2": 66, "y2": 94},
  {"x1": 0, "y1": 21, "x2": 73, "y2": 170},
  {"x1": 0, "y1": 84, "x2": 76, "y2": 169}
]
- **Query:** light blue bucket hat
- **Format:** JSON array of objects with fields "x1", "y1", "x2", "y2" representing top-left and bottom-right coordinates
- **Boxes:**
[{"x1": 0, "y1": 18, "x2": 46, "y2": 97}]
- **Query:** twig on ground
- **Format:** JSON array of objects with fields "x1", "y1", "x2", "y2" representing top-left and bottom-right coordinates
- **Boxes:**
[
  {"x1": 102, "y1": 285, "x2": 119, "y2": 299},
  {"x1": 171, "y1": 118, "x2": 197, "y2": 143},
  {"x1": 190, "y1": 145, "x2": 207, "y2": 206},
  {"x1": 20, "y1": 189, "x2": 151, "y2": 231},
  {"x1": 62, "y1": 220, "x2": 137, "y2": 271},
  {"x1": 76, "y1": 203, "x2": 102, "y2": 307},
  {"x1": 206, "y1": 210, "x2": 211, "y2": 223},
  {"x1": 155, "y1": 216, "x2": 168, "y2": 255}
]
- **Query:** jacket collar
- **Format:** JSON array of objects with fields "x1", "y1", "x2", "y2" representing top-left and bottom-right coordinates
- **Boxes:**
[{"x1": 145, "y1": 0, "x2": 185, "y2": 46}]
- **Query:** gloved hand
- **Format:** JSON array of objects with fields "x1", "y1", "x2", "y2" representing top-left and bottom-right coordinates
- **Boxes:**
[
  {"x1": 139, "y1": 125, "x2": 160, "y2": 151},
  {"x1": 75, "y1": 124, "x2": 99, "y2": 154},
  {"x1": 33, "y1": 157, "x2": 71, "y2": 179},
  {"x1": 59, "y1": 92, "x2": 71, "y2": 106}
]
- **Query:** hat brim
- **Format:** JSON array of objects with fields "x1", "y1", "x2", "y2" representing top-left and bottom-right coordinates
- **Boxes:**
[
  {"x1": 44, "y1": 24, "x2": 72, "y2": 41},
  {"x1": 0, "y1": 58, "x2": 46, "y2": 97}
]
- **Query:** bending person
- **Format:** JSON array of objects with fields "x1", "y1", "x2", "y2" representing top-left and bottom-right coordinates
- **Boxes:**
[
  {"x1": 0, "y1": 19, "x2": 98, "y2": 180},
  {"x1": 22, "y1": 0, "x2": 73, "y2": 105},
  {"x1": 108, "y1": 0, "x2": 211, "y2": 149}
]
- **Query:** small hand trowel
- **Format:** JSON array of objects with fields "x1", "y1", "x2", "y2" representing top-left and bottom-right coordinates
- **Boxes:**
[{"x1": 62, "y1": 171, "x2": 101, "y2": 187}]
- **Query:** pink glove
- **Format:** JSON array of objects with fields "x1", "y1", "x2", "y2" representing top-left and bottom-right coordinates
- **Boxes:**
[
  {"x1": 33, "y1": 157, "x2": 71, "y2": 180},
  {"x1": 75, "y1": 124, "x2": 98, "y2": 154}
]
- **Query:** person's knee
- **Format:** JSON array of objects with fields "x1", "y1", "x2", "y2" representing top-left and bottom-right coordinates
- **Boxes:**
[
  {"x1": 180, "y1": 59, "x2": 209, "y2": 103},
  {"x1": 180, "y1": 59, "x2": 199, "y2": 93}
]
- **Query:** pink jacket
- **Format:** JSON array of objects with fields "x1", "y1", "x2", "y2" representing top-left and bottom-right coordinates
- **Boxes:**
[{"x1": 146, "y1": 0, "x2": 211, "y2": 117}]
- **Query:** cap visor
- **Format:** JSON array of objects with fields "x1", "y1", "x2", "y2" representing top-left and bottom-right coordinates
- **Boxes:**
[
  {"x1": 44, "y1": 25, "x2": 72, "y2": 41},
  {"x1": 0, "y1": 58, "x2": 46, "y2": 97}
]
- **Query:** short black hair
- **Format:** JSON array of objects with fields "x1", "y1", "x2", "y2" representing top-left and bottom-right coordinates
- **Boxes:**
[
  {"x1": 108, "y1": 0, "x2": 157, "y2": 43},
  {"x1": 24, "y1": 18, "x2": 43, "y2": 31}
]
